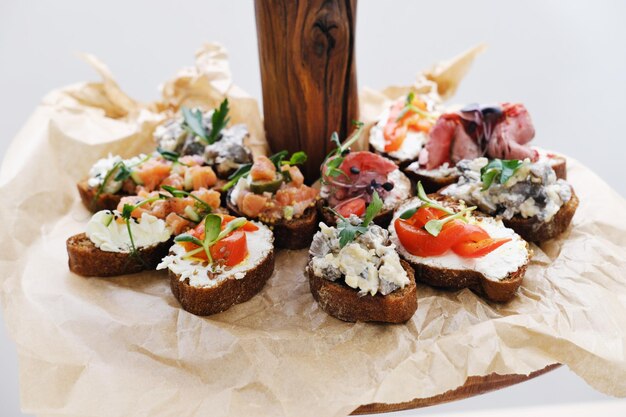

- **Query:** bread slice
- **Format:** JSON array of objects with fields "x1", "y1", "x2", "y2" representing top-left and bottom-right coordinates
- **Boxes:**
[
  {"x1": 408, "y1": 258, "x2": 526, "y2": 303},
  {"x1": 66, "y1": 233, "x2": 171, "y2": 277},
  {"x1": 77, "y1": 180, "x2": 125, "y2": 213},
  {"x1": 389, "y1": 197, "x2": 530, "y2": 303},
  {"x1": 503, "y1": 190, "x2": 579, "y2": 242},
  {"x1": 403, "y1": 166, "x2": 459, "y2": 194},
  {"x1": 307, "y1": 260, "x2": 417, "y2": 323},
  {"x1": 169, "y1": 248, "x2": 275, "y2": 316},
  {"x1": 226, "y1": 190, "x2": 318, "y2": 250}
]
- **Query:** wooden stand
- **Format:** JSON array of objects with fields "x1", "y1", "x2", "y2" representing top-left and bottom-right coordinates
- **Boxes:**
[
  {"x1": 353, "y1": 364, "x2": 560, "y2": 414},
  {"x1": 255, "y1": 0, "x2": 359, "y2": 181}
]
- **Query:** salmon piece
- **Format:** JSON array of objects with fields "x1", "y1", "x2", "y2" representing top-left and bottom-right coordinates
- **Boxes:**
[
  {"x1": 136, "y1": 159, "x2": 172, "y2": 192},
  {"x1": 117, "y1": 196, "x2": 150, "y2": 219},
  {"x1": 179, "y1": 155, "x2": 203, "y2": 167},
  {"x1": 250, "y1": 155, "x2": 276, "y2": 181},
  {"x1": 241, "y1": 193, "x2": 268, "y2": 218},
  {"x1": 275, "y1": 189, "x2": 292, "y2": 206},
  {"x1": 166, "y1": 213, "x2": 191, "y2": 235},
  {"x1": 190, "y1": 166, "x2": 217, "y2": 190},
  {"x1": 287, "y1": 166, "x2": 304, "y2": 187},
  {"x1": 191, "y1": 188, "x2": 221, "y2": 210},
  {"x1": 161, "y1": 173, "x2": 184, "y2": 190}
]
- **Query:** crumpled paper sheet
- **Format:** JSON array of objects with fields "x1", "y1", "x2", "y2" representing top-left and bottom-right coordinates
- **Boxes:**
[{"x1": 1, "y1": 43, "x2": 626, "y2": 417}]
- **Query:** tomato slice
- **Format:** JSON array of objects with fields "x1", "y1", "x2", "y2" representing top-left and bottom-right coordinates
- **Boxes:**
[
  {"x1": 451, "y1": 238, "x2": 511, "y2": 258},
  {"x1": 220, "y1": 214, "x2": 258, "y2": 231},
  {"x1": 394, "y1": 218, "x2": 492, "y2": 257},
  {"x1": 404, "y1": 206, "x2": 448, "y2": 228},
  {"x1": 210, "y1": 230, "x2": 248, "y2": 266},
  {"x1": 334, "y1": 197, "x2": 366, "y2": 218}
]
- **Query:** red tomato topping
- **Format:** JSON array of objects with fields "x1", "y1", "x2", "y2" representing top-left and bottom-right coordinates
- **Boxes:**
[
  {"x1": 334, "y1": 197, "x2": 366, "y2": 218},
  {"x1": 179, "y1": 214, "x2": 256, "y2": 265},
  {"x1": 451, "y1": 238, "x2": 511, "y2": 258},
  {"x1": 394, "y1": 206, "x2": 510, "y2": 258}
]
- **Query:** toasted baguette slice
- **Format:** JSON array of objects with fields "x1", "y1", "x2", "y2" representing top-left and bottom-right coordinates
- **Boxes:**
[
  {"x1": 307, "y1": 260, "x2": 417, "y2": 323},
  {"x1": 67, "y1": 233, "x2": 171, "y2": 277},
  {"x1": 226, "y1": 190, "x2": 318, "y2": 250},
  {"x1": 403, "y1": 165, "x2": 460, "y2": 194},
  {"x1": 503, "y1": 190, "x2": 579, "y2": 242},
  {"x1": 77, "y1": 180, "x2": 126, "y2": 213},
  {"x1": 390, "y1": 197, "x2": 530, "y2": 303},
  {"x1": 169, "y1": 248, "x2": 275, "y2": 316}
]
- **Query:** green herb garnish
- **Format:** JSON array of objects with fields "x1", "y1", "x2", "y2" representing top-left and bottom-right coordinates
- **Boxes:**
[
  {"x1": 480, "y1": 159, "x2": 524, "y2": 190},
  {"x1": 120, "y1": 196, "x2": 163, "y2": 264},
  {"x1": 160, "y1": 185, "x2": 213, "y2": 218},
  {"x1": 321, "y1": 121, "x2": 365, "y2": 181},
  {"x1": 416, "y1": 181, "x2": 454, "y2": 215},
  {"x1": 395, "y1": 91, "x2": 437, "y2": 122},
  {"x1": 331, "y1": 191, "x2": 383, "y2": 248},
  {"x1": 207, "y1": 98, "x2": 230, "y2": 144},
  {"x1": 174, "y1": 214, "x2": 247, "y2": 264},
  {"x1": 424, "y1": 207, "x2": 476, "y2": 237},
  {"x1": 157, "y1": 147, "x2": 182, "y2": 163}
]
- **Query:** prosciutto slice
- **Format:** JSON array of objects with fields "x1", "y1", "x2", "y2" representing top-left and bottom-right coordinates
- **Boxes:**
[{"x1": 420, "y1": 103, "x2": 538, "y2": 169}]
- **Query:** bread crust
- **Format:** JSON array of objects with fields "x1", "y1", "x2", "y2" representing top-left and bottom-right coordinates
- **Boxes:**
[
  {"x1": 407, "y1": 258, "x2": 527, "y2": 303},
  {"x1": 503, "y1": 190, "x2": 579, "y2": 242},
  {"x1": 307, "y1": 260, "x2": 417, "y2": 323},
  {"x1": 77, "y1": 180, "x2": 125, "y2": 213},
  {"x1": 226, "y1": 190, "x2": 318, "y2": 250},
  {"x1": 169, "y1": 249, "x2": 275, "y2": 316},
  {"x1": 66, "y1": 233, "x2": 171, "y2": 277}
]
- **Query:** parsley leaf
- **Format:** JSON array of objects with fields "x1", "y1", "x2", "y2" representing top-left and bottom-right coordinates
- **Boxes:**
[
  {"x1": 207, "y1": 98, "x2": 230, "y2": 144},
  {"x1": 480, "y1": 159, "x2": 524, "y2": 190},
  {"x1": 333, "y1": 191, "x2": 384, "y2": 248},
  {"x1": 362, "y1": 191, "x2": 383, "y2": 227},
  {"x1": 157, "y1": 147, "x2": 181, "y2": 163}
]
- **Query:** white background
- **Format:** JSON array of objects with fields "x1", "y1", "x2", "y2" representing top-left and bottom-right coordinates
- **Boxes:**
[{"x1": 1, "y1": 1, "x2": 625, "y2": 416}]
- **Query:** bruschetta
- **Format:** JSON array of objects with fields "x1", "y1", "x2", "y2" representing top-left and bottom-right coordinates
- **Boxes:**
[
  {"x1": 369, "y1": 92, "x2": 440, "y2": 168},
  {"x1": 307, "y1": 193, "x2": 417, "y2": 323},
  {"x1": 157, "y1": 214, "x2": 275, "y2": 316},
  {"x1": 389, "y1": 185, "x2": 530, "y2": 302},
  {"x1": 154, "y1": 99, "x2": 253, "y2": 179},
  {"x1": 403, "y1": 103, "x2": 567, "y2": 192},
  {"x1": 319, "y1": 126, "x2": 412, "y2": 228},
  {"x1": 67, "y1": 210, "x2": 173, "y2": 277},
  {"x1": 439, "y1": 157, "x2": 578, "y2": 242},
  {"x1": 226, "y1": 151, "x2": 319, "y2": 249}
]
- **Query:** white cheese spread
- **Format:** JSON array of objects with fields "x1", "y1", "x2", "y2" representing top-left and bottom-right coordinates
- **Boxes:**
[
  {"x1": 309, "y1": 221, "x2": 409, "y2": 296},
  {"x1": 86, "y1": 210, "x2": 171, "y2": 253},
  {"x1": 441, "y1": 157, "x2": 572, "y2": 222}
]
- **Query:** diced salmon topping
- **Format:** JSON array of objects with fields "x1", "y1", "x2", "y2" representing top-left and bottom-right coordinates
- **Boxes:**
[
  {"x1": 189, "y1": 166, "x2": 217, "y2": 189},
  {"x1": 250, "y1": 155, "x2": 277, "y2": 181},
  {"x1": 241, "y1": 193, "x2": 269, "y2": 218}
]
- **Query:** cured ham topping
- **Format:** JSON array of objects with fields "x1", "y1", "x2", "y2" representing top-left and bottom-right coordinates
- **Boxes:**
[{"x1": 422, "y1": 103, "x2": 539, "y2": 170}]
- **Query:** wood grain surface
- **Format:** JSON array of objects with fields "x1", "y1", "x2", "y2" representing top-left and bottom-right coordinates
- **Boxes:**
[
  {"x1": 352, "y1": 364, "x2": 561, "y2": 415},
  {"x1": 254, "y1": 0, "x2": 359, "y2": 182}
]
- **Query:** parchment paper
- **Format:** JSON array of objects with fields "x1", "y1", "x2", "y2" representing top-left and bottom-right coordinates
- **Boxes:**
[{"x1": 1, "y1": 43, "x2": 626, "y2": 417}]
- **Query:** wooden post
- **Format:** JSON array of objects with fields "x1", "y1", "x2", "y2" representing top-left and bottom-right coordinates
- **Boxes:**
[{"x1": 255, "y1": 0, "x2": 359, "y2": 182}]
